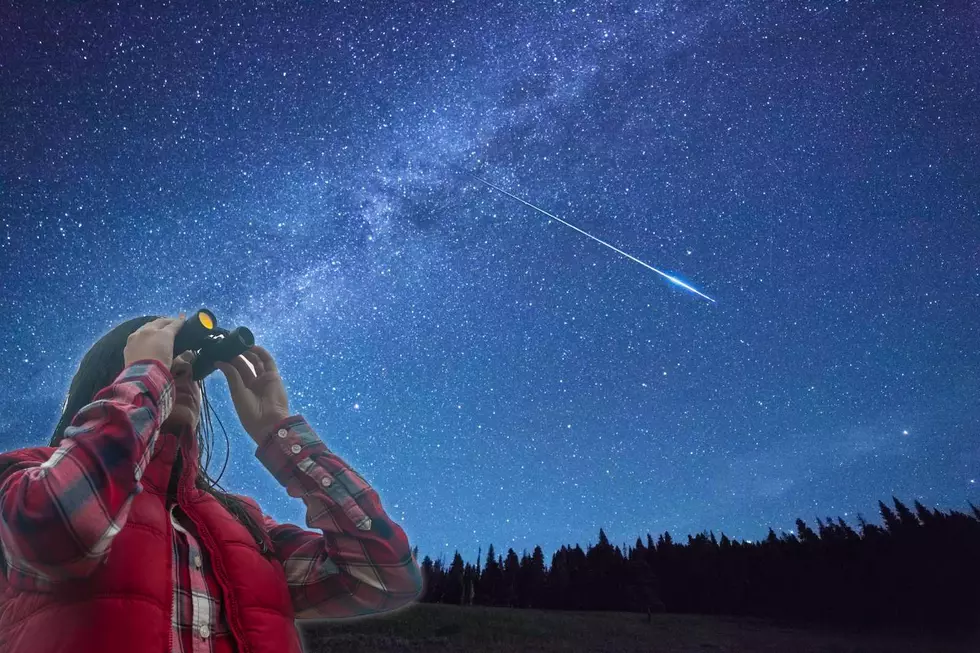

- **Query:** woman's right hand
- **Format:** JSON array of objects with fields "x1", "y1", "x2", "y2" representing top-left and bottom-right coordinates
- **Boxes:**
[{"x1": 123, "y1": 313, "x2": 187, "y2": 370}]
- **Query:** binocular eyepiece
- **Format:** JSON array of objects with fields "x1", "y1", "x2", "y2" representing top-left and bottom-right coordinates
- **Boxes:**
[{"x1": 174, "y1": 309, "x2": 255, "y2": 381}]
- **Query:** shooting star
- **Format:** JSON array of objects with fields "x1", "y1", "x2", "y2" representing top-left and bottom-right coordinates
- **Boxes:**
[{"x1": 468, "y1": 174, "x2": 717, "y2": 304}]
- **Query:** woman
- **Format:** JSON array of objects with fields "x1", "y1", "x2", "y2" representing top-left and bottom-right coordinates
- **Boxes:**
[{"x1": 0, "y1": 313, "x2": 423, "y2": 652}]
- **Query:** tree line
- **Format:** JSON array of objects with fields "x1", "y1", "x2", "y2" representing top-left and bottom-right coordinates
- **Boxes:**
[{"x1": 411, "y1": 497, "x2": 980, "y2": 631}]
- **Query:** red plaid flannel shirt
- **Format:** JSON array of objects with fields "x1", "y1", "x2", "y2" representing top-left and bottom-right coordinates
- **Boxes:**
[{"x1": 0, "y1": 359, "x2": 423, "y2": 652}]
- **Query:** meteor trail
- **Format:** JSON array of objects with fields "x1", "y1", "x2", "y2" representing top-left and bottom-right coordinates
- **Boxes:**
[{"x1": 468, "y1": 174, "x2": 717, "y2": 304}]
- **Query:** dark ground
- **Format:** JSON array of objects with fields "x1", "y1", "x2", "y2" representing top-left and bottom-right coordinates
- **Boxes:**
[{"x1": 296, "y1": 604, "x2": 980, "y2": 653}]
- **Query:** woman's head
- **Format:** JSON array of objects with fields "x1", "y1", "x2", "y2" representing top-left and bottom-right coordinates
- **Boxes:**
[
  {"x1": 51, "y1": 315, "x2": 272, "y2": 555},
  {"x1": 50, "y1": 316, "x2": 205, "y2": 449}
]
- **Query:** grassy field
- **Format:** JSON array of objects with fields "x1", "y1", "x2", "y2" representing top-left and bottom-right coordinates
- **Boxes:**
[{"x1": 297, "y1": 603, "x2": 979, "y2": 653}]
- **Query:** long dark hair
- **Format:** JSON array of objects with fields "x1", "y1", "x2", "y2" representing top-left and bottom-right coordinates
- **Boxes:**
[{"x1": 50, "y1": 315, "x2": 273, "y2": 557}]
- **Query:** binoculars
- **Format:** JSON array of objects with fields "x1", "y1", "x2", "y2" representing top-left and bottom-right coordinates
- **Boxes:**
[{"x1": 174, "y1": 309, "x2": 255, "y2": 381}]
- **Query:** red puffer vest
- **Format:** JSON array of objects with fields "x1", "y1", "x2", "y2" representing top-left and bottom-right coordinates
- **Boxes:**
[{"x1": 0, "y1": 422, "x2": 305, "y2": 653}]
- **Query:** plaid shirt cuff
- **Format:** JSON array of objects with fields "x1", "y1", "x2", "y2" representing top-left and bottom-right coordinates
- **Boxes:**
[{"x1": 253, "y1": 415, "x2": 330, "y2": 487}]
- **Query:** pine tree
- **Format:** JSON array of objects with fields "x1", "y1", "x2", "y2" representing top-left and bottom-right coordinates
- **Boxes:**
[
  {"x1": 969, "y1": 502, "x2": 980, "y2": 522},
  {"x1": 586, "y1": 528, "x2": 621, "y2": 610},
  {"x1": 517, "y1": 546, "x2": 547, "y2": 608},
  {"x1": 879, "y1": 500, "x2": 901, "y2": 533},
  {"x1": 796, "y1": 518, "x2": 819, "y2": 545},
  {"x1": 836, "y1": 517, "x2": 859, "y2": 542},
  {"x1": 517, "y1": 551, "x2": 531, "y2": 608},
  {"x1": 445, "y1": 551, "x2": 466, "y2": 605},
  {"x1": 419, "y1": 555, "x2": 435, "y2": 602},
  {"x1": 503, "y1": 548, "x2": 521, "y2": 607},
  {"x1": 914, "y1": 500, "x2": 936, "y2": 526},
  {"x1": 892, "y1": 497, "x2": 920, "y2": 529},
  {"x1": 462, "y1": 562, "x2": 480, "y2": 606},
  {"x1": 624, "y1": 555, "x2": 661, "y2": 612},
  {"x1": 548, "y1": 547, "x2": 571, "y2": 609},
  {"x1": 857, "y1": 513, "x2": 883, "y2": 540},
  {"x1": 765, "y1": 528, "x2": 779, "y2": 545},
  {"x1": 567, "y1": 545, "x2": 589, "y2": 610},
  {"x1": 428, "y1": 558, "x2": 447, "y2": 603},
  {"x1": 477, "y1": 544, "x2": 502, "y2": 606}
]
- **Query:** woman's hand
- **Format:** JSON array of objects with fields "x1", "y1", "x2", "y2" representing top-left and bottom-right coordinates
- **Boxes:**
[
  {"x1": 214, "y1": 345, "x2": 291, "y2": 445},
  {"x1": 124, "y1": 313, "x2": 187, "y2": 369}
]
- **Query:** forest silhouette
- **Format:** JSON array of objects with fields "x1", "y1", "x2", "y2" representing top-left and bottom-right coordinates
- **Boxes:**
[{"x1": 413, "y1": 497, "x2": 980, "y2": 632}]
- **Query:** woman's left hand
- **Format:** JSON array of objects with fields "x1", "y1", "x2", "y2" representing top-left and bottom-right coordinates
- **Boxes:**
[{"x1": 214, "y1": 345, "x2": 291, "y2": 445}]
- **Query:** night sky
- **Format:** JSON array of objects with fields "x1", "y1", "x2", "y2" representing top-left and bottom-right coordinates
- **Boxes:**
[{"x1": 1, "y1": 1, "x2": 978, "y2": 566}]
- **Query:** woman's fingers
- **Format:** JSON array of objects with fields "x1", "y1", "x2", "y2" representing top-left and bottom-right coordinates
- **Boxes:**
[
  {"x1": 216, "y1": 358, "x2": 246, "y2": 395},
  {"x1": 248, "y1": 345, "x2": 279, "y2": 374},
  {"x1": 223, "y1": 354, "x2": 254, "y2": 381},
  {"x1": 241, "y1": 350, "x2": 265, "y2": 378}
]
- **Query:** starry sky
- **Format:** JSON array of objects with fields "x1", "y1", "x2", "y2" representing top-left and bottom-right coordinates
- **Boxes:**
[{"x1": 1, "y1": 1, "x2": 978, "y2": 565}]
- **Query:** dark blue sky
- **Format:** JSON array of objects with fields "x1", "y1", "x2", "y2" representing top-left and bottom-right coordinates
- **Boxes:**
[{"x1": 1, "y1": 1, "x2": 978, "y2": 564}]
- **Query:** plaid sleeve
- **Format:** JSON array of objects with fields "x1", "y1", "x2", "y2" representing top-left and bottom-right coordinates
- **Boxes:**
[
  {"x1": 0, "y1": 359, "x2": 175, "y2": 590},
  {"x1": 251, "y1": 415, "x2": 424, "y2": 620}
]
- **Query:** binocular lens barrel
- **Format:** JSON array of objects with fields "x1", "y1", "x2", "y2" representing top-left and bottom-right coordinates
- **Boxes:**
[
  {"x1": 173, "y1": 309, "x2": 217, "y2": 356},
  {"x1": 173, "y1": 309, "x2": 255, "y2": 381}
]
